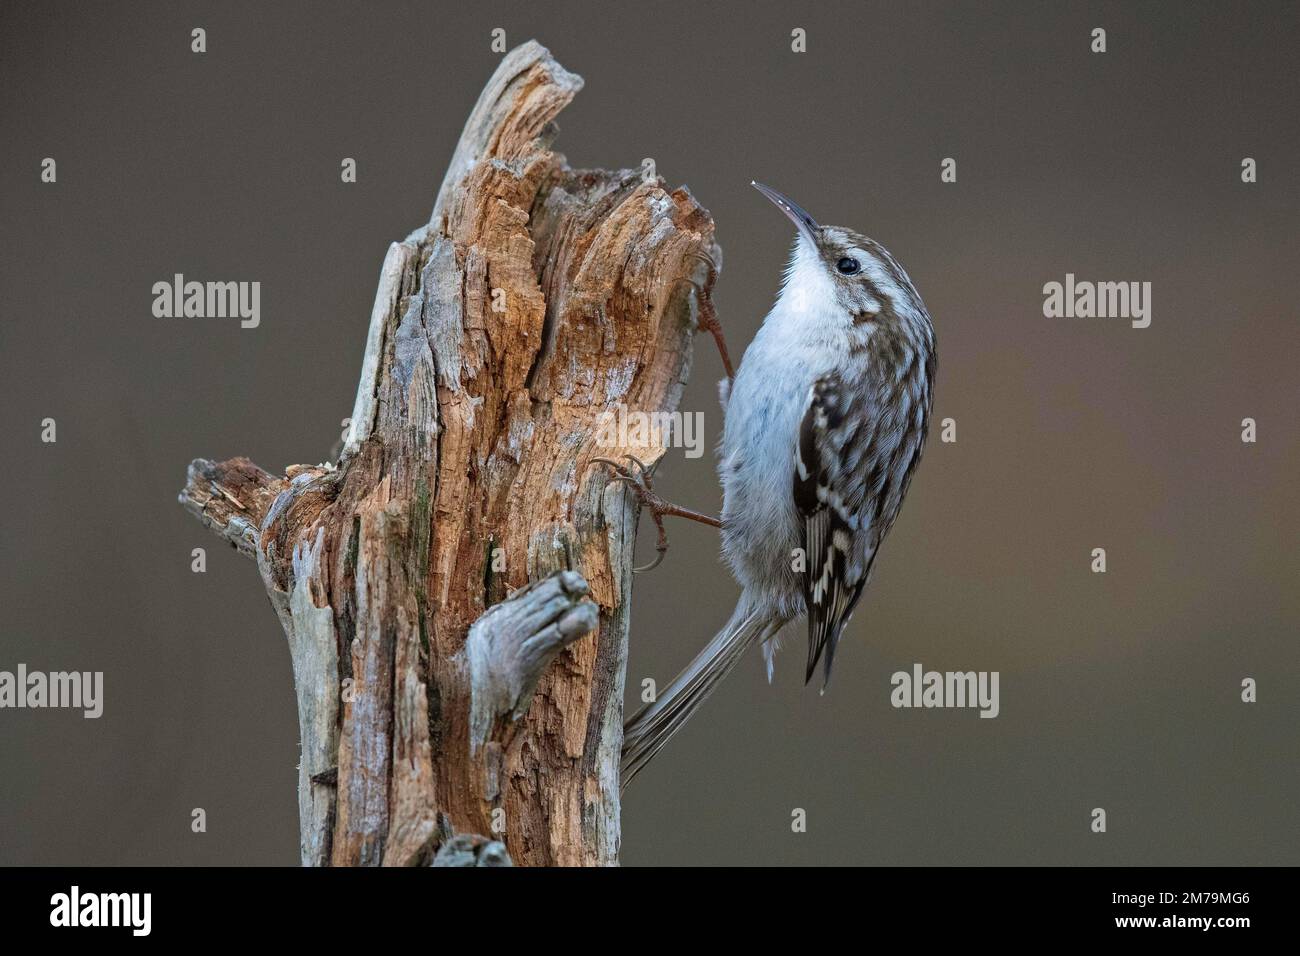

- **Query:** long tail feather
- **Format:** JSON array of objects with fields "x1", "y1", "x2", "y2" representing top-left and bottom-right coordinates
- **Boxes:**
[{"x1": 621, "y1": 598, "x2": 786, "y2": 786}]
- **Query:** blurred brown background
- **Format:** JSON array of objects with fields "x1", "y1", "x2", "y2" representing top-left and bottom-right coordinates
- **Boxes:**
[{"x1": 1, "y1": 0, "x2": 1296, "y2": 865}]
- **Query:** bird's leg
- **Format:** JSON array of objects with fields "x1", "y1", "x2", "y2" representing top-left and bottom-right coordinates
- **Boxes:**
[
  {"x1": 593, "y1": 455, "x2": 722, "y2": 572},
  {"x1": 677, "y1": 250, "x2": 734, "y2": 382}
]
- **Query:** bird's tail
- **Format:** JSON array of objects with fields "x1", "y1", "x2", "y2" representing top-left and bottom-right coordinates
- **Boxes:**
[{"x1": 621, "y1": 596, "x2": 786, "y2": 786}]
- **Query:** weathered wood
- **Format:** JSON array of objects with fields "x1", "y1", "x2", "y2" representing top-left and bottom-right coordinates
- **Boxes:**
[
  {"x1": 179, "y1": 39, "x2": 718, "y2": 866},
  {"x1": 466, "y1": 570, "x2": 599, "y2": 758},
  {"x1": 431, "y1": 834, "x2": 513, "y2": 867}
]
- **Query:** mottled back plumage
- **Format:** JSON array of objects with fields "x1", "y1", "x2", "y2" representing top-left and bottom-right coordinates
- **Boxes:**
[{"x1": 796, "y1": 315, "x2": 935, "y2": 686}]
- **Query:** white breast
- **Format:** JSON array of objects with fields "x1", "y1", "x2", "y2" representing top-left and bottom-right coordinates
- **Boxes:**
[{"x1": 717, "y1": 238, "x2": 847, "y2": 610}]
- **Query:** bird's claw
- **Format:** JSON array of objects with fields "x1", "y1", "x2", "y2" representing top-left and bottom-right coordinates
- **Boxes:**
[
  {"x1": 673, "y1": 249, "x2": 734, "y2": 382},
  {"x1": 592, "y1": 455, "x2": 671, "y2": 573}
]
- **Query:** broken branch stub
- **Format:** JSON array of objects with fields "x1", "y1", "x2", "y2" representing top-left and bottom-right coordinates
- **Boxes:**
[{"x1": 467, "y1": 570, "x2": 599, "y2": 755}]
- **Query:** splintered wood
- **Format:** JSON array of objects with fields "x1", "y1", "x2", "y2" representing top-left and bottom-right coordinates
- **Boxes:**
[{"x1": 179, "y1": 41, "x2": 718, "y2": 866}]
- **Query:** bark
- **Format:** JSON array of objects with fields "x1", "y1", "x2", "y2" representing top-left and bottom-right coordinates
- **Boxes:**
[{"x1": 178, "y1": 40, "x2": 717, "y2": 867}]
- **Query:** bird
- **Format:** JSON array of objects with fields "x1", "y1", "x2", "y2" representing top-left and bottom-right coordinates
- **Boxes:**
[{"x1": 617, "y1": 181, "x2": 937, "y2": 783}]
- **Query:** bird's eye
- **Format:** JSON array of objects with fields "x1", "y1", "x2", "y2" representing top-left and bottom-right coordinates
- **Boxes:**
[{"x1": 836, "y1": 256, "x2": 861, "y2": 275}]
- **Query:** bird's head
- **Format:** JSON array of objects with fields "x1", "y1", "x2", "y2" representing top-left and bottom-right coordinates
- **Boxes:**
[{"x1": 752, "y1": 181, "x2": 928, "y2": 330}]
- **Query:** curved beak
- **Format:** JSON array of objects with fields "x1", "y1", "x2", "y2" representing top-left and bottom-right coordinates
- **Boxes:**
[{"x1": 751, "y1": 181, "x2": 820, "y2": 245}]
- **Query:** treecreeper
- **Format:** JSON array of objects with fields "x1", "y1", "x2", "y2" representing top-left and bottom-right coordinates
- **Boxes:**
[{"x1": 618, "y1": 182, "x2": 936, "y2": 781}]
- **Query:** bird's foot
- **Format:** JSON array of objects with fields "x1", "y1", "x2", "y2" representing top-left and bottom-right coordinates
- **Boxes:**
[
  {"x1": 677, "y1": 250, "x2": 734, "y2": 382},
  {"x1": 593, "y1": 454, "x2": 721, "y2": 572}
]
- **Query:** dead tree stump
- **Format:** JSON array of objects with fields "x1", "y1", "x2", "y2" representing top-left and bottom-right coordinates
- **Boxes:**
[{"x1": 179, "y1": 40, "x2": 718, "y2": 867}]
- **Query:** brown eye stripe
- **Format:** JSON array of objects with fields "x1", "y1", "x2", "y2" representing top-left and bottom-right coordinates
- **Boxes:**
[{"x1": 865, "y1": 240, "x2": 925, "y2": 312}]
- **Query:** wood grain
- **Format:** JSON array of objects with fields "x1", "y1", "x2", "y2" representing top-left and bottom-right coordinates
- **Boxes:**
[{"x1": 179, "y1": 40, "x2": 718, "y2": 866}]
